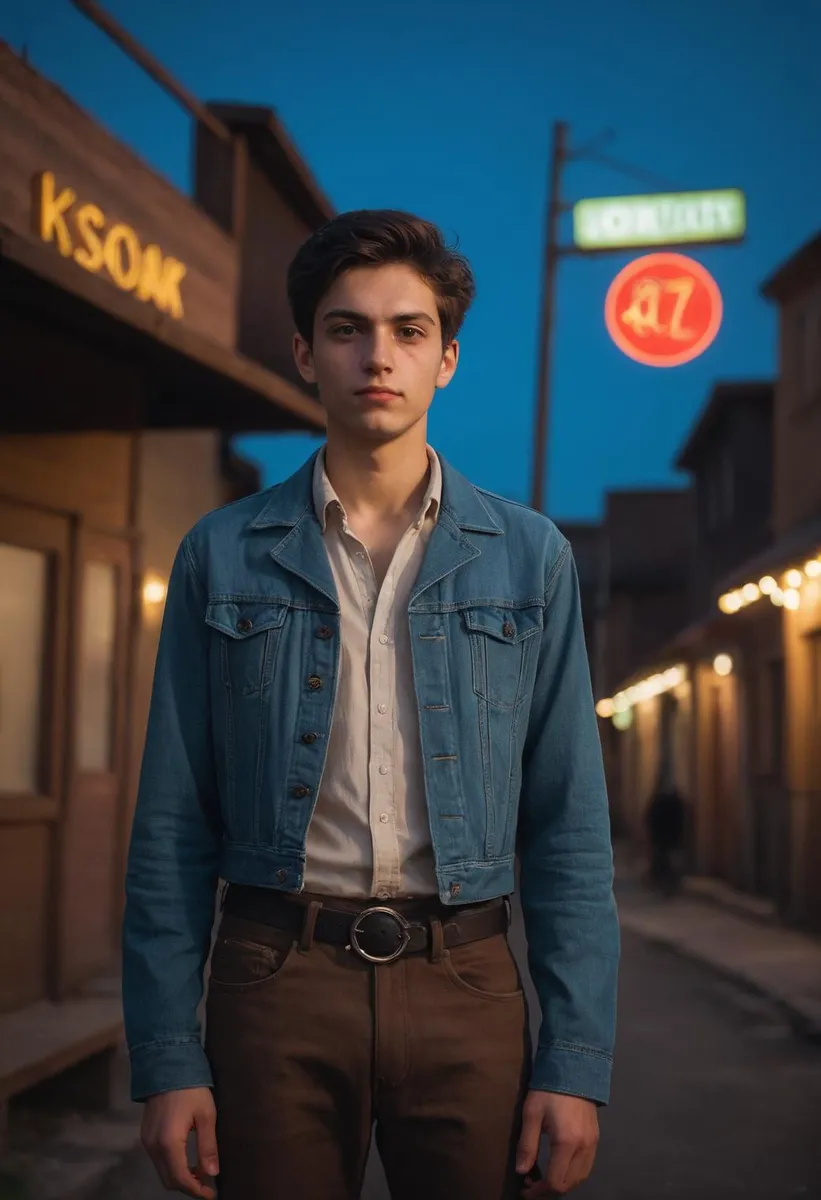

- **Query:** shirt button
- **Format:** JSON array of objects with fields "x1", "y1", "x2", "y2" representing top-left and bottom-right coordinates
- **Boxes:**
[
  {"x1": 379, "y1": 634, "x2": 389, "y2": 645},
  {"x1": 307, "y1": 675, "x2": 323, "y2": 690},
  {"x1": 380, "y1": 813, "x2": 389, "y2": 824},
  {"x1": 237, "y1": 618, "x2": 253, "y2": 633},
  {"x1": 301, "y1": 732, "x2": 318, "y2": 745},
  {"x1": 316, "y1": 625, "x2": 333, "y2": 639},
  {"x1": 378, "y1": 764, "x2": 389, "y2": 776},
  {"x1": 377, "y1": 704, "x2": 387, "y2": 715},
  {"x1": 502, "y1": 621, "x2": 515, "y2": 638}
]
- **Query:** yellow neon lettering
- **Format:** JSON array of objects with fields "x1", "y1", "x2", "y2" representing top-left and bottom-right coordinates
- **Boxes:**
[
  {"x1": 36, "y1": 170, "x2": 75, "y2": 257},
  {"x1": 620, "y1": 278, "x2": 664, "y2": 337},
  {"x1": 103, "y1": 224, "x2": 142, "y2": 291},
  {"x1": 136, "y1": 245, "x2": 187, "y2": 319},
  {"x1": 72, "y1": 203, "x2": 105, "y2": 273},
  {"x1": 665, "y1": 276, "x2": 696, "y2": 341},
  {"x1": 620, "y1": 276, "x2": 698, "y2": 340},
  {"x1": 34, "y1": 172, "x2": 186, "y2": 318}
]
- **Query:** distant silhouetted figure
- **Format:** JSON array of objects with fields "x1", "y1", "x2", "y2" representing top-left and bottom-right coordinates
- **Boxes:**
[{"x1": 644, "y1": 786, "x2": 686, "y2": 894}]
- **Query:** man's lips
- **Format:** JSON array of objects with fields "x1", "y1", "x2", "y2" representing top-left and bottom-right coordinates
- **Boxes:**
[{"x1": 356, "y1": 387, "x2": 401, "y2": 400}]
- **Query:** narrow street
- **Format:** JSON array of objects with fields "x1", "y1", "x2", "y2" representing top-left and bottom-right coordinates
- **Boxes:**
[{"x1": 95, "y1": 897, "x2": 821, "y2": 1200}]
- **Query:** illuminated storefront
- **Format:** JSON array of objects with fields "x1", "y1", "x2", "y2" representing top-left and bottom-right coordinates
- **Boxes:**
[{"x1": 0, "y1": 40, "x2": 327, "y2": 1112}]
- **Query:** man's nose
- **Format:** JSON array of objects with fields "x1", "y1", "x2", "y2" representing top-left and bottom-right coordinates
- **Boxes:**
[{"x1": 363, "y1": 329, "x2": 394, "y2": 374}]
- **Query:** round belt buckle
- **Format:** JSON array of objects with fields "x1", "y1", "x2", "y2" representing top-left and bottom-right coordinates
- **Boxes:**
[{"x1": 349, "y1": 907, "x2": 411, "y2": 964}]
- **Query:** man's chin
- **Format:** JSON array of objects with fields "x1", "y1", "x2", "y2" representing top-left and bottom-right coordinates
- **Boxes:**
[{"x1": 343, "y1": 413, "x2": 410, "y2": 442}]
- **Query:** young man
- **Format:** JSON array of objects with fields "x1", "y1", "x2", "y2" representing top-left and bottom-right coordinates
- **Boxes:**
[{"x1": 123, "y1": 211, "x2": 619, "y2": 1200}]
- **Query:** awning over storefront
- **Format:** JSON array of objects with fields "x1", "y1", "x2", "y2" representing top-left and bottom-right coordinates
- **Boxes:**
[
  {"x1": 0, "y1": 226, "x2": 326, "y2": 435},
  {"x1": 717, "y1": 517, "x2": 821, "y2": 594},
  {"x1": 595, "y1": 610, "x2": 733, "y2": 719},
  {"x1": 714, "y1": 517, "x2": 821, "y2": 617}
]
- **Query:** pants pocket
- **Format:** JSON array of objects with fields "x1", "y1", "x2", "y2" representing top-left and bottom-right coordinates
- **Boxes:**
[
  {"x1": 441, "y1": 933, "x2": 524, "y2": 1001},
  {"x1": 207, "y1": 916, "x2": 299, "y2": 993}
]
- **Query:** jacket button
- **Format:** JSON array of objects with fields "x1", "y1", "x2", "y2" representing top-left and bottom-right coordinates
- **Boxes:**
[
  {"x1": 276, "y1": 869, "x2": 287, "y2": 882},
  {"x1": 502, "y1": 621, "x2": 515, "y2": 638},
  {"x1": 450, "y1": 882, "x2": 461, "y2": 898},
  {"x1": 301, "y1": 732, "x2": 318, "y2": 745},
  {"x1": 316, "y1": 625, "x2": 333, "y2": 639},
  {"x1": 292, "y1": 784, "x2": 310, "y2": 798},
  {"x1": 237, "y1": 618, "x2": 253, "y2": 633},
  {"x1": 307, "y1": 675, "x2": 323, "y2": 690}
]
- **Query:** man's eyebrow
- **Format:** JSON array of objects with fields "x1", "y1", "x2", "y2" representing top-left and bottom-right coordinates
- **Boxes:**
[{"x1": 322, "y1": 308, "x2": 437, "y2": 326}]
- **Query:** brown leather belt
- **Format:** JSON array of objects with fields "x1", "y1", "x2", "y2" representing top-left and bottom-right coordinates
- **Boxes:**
[{"x1": 223, "y1": 884, "x2": 510, "y2": 965}]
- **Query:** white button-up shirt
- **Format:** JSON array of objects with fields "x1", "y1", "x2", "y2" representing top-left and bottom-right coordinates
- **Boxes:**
[{"x1": 303, "y1": 446, "x2": 442, "y2": 900}]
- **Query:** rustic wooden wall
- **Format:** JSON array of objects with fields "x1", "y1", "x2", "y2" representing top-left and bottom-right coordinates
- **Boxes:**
[
  {"x1": 0, "y1": 433, "x2": 133, "y2": 530},
  {"x1": 0, "y1": 41, "x2": 239, "y2": 349}
]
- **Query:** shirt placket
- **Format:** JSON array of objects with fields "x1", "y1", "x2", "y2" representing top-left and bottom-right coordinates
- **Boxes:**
[
  {"x1": 339, "y1": 523, "x2": 396, "y2": 899},
  {"x1": 370, "y1": 565, "x2": 399, "y2": 899}
]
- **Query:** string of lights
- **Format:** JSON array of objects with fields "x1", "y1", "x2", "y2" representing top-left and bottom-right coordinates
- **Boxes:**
[{"x1": 717, "y1": 554, "x2": 821, "y2": 614}]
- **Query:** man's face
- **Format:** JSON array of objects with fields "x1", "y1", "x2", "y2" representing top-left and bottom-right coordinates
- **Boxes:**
[{"x1": 293, "y1": 262, "x2": 458, "y2": 443}]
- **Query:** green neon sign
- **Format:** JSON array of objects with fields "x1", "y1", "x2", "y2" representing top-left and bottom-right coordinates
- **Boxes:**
[{"x1": 573, "y1": 189, "x2": 746, "y2": 251}]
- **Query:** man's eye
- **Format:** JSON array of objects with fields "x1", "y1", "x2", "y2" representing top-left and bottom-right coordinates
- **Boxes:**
[
  {"x1": 399, "y1": 327, "x2": 423, "y2": 340},
  {"x1": 332, "y1": 324, "x2": 357, "y2": 336}
]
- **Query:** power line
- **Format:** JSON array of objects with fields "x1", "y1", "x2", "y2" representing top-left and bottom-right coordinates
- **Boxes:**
[{"x1": 580, "y1": 150, "x2": 681, "y2": 194}]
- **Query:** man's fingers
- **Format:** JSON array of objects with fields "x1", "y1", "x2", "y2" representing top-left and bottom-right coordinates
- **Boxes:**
[
  {"x1": 194, "y1": 1107, "x2": 220, "y2": 1180},
  {"x1": 156, "y1": 1138, "x2": 213, "y2": 1198},
  {"x1": 544, "y1": 1139, "x2": 576, "y2": 1193},
  {"x1": 567, "y1": 1141, "x2": 598, "y2": 1190},
  {"x1": 515, "y1": 1108, "x2": 544, "y2": 1174}
]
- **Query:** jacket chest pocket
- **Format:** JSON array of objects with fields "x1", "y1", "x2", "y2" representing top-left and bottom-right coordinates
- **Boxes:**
[
  {"x1": 464, "y1": 603, "x2": 543, "y2": 709},
  {"x1": 205, "y1": 600, "x2": 289, "y2": 696}
]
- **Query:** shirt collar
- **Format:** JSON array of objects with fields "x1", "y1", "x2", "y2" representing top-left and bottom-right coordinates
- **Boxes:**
[{"x1": 312, "y1": 445, "x2": 442, "y2": 533}]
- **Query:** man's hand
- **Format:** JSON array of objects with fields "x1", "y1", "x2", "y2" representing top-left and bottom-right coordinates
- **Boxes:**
[
  {"x1": 141, "y1": 1087, "x2": 219, "y2": 1198},
  {"x1": 515, "y1": 1090, "x2": 599, "y2": 1196}
]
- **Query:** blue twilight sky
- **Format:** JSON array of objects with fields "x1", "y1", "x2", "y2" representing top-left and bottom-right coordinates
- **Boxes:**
[{"x1": 4, "y1": 0, "x2": 820, "y2": 518}]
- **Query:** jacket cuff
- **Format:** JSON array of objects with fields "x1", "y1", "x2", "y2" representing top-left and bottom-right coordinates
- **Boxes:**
[
  {"x1": 529, "y1": 1040, "x2": 612, "y2": 1106},
  {"x1": 129, "y1": 1038, "x2": 214, "y2": 1103}
]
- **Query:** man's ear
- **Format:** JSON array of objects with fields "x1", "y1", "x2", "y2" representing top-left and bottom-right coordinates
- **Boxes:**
[
  {"x1": 293, "y1": 333, "x2": 317, "y2": 384},
  {"x1": 436, "y1": 338, "x2": 459, "y2": 390}
]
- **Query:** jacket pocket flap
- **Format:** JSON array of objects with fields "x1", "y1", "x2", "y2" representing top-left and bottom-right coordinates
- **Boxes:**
[
  {"x1": 205, "y1": 600, "x2": 289, "y2": 640},
  {"x1": 463, "y1": 603, "x2": 543, "y2": 644}
]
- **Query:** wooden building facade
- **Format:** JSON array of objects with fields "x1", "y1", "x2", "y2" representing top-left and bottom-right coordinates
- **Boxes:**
[{"x1": 0, "y1": 40, "x2": 329, "y2": 1118}]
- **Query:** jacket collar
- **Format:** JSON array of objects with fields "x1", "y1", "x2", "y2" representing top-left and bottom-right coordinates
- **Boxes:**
[{"x1": 248, "y1": 448, "x2": 503, "y2": 536}]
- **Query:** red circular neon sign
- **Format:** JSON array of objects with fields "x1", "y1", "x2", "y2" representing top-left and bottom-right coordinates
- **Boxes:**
[{"x1": 604, "y1": 252, "x2": 723, "y2": 367}]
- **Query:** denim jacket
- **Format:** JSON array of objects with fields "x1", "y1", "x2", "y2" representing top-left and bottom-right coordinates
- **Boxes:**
[{"x1": 123, "y1": 451, "x2": 619, "y2": 1104}]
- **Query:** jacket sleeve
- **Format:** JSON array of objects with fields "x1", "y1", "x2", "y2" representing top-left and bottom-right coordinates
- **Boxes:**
[
  {"x1": 122, "y1": 534, "x2": 222, "y2": 1101},
  {"x1": 517, "y1": 538, "x2": 620, "y2": 1105}
]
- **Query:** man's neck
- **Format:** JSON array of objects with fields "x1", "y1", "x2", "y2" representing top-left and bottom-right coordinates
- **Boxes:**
[{"x1": 323, "y1": 426, "x2": 431, "y2": 523}]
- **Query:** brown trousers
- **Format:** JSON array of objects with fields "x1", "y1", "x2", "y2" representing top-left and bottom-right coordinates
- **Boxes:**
[{"x1": 204, "y1": 892, "x2": 532, "y2": 1199}]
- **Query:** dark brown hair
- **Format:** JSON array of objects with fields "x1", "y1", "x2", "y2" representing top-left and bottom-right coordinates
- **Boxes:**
[{"x1": 287, "y1": 209, "x2": 476, "y2": 347}]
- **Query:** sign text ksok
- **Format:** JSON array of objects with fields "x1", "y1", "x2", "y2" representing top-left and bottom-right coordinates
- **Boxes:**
[
  {"x1": 573, "y1": 189, "x2": 746, "y2": 252},
  {"x1": 33, "y1": 171, "x2": 187, "y2": 319}
]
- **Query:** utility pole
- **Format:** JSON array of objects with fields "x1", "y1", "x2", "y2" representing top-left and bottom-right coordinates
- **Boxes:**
[
  {"x1": 530, "y1": 121, "x2": 568, "y2": 513},
  {"x1": 69, "y1": 0, "x2": 232, "y2": 143}
]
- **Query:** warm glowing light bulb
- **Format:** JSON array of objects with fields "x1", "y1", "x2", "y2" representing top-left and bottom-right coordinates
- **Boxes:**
[
  {"x1": 785, "y1": 569, "x2": 803, "y2": 589},
  {"x1": 612, "y1": 707, "x2": 633, "y2": 731},
  {"x1": 596, "y1": 699, "x2": 615, "y2": 719},
  {"x1": 783, "y1": 588, "x2": 801, "y2": 610},
  {"x1": 759, "y1": 576, "x2": 777, "y2": 595},
  {"x1": 742, "y1": 583, "x2": 760, "y2": 603},
  {"x1": 770, "y1": 588, "x2": 785, "y2": 607},
  {"x1": 805, "y1": 560, "x2": 821, "y2": 578},
  {"x1": 713, "y1": 653, "x2": 733, "y2": 677},
  {"x1": 142, "y1": 576, "x2": 167, "y2": 605}
]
